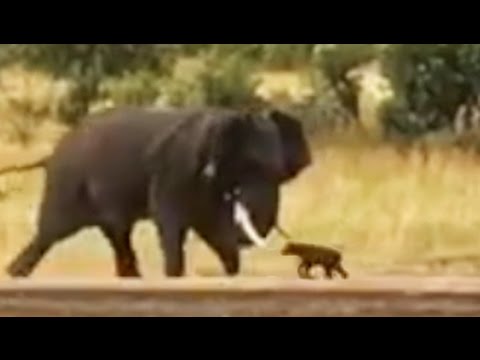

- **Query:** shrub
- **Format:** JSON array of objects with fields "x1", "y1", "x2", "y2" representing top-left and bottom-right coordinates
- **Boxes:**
[
  {"x1": 159, "y1": 53, "x2": 259, "y2": 108},
  {"x1": 0, "y1": 44, "x2": 176, "y2": 124},
  {"x1": 312, "y1": 44, "x2": 387, "y2": 119},
  {"x1": 381, "y1": 44, "x2": 480, "y2": 136},
  {"x1": 0, "y1": 65, "x2": 71, "y2": 143},
  {"x1": 260, "y1": 44, "x2": 315, "y2": 70},
  {"x1": 97, "y1": 70, "x2": 163, "y2": 108}
]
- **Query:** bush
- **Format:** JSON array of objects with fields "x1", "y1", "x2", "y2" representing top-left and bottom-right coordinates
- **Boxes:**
[
  {"x1": 302, "y1": 70, "x2": 353, "y2": 133},
  {"x1": 260, "y1": 44, "x2": 315, "y2": 70},
  {"x1": 7, "y1": 44, "x2": 480, "y2": 146},
  {"x1": 287, "y1": 45, "x2": 387, "y2": 136},
  {"x1": 0, "y1": 65, "x2": 71, "y2": 143},
  {"x1": 312, "y1": 44, "x2": 386, "y2": 119},
  {"x1": 381, "y1": 44, "x2": 480, "y2": 136},
  {"x1": 97, "y1": 70, "x2": 163, "y2": 108},
  {"x1": 201, "y1": 52, "x2": 259, "y2": 107},
  {"x1": 0, "y1": 44, "x2": 177, "y2": 124},
  {"x1": 159, "y1": 53, "x2": 259, "y2": 108}
]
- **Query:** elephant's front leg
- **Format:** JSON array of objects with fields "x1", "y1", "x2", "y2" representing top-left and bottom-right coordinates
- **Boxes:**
[
  {"x1": 157, "y1": 217, "x2": 188, "y2": 277},
  {"x1": 195, "y1": 215, "x2": 241, "y2": 277},
  {"x1": 149, "y1": 183, "x2": 188, "y2": 278},
  {"x1": 209, "y1": 237, "x2": 240, "y2": 276}
]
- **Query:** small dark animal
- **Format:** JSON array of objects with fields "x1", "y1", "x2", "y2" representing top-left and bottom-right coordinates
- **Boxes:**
[{"x1": 281, "y1": 242, "x2": 348, "y2": 280}]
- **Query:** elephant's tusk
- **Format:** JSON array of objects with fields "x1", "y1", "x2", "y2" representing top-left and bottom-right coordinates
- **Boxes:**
[{"x1": 233, "y1": 201, "x2": 268, "y2": 248}]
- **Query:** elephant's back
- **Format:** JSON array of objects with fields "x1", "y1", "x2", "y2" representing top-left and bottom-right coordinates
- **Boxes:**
[
  {"x1": 44, "y1": 105, "x2": 230, "y2": 185},
  {"x1": 78, "y1": 108, "x2": 182, "y2": 182},
  {"x1": 42, "y1": 108, "x2": 179, "y2": 198}
]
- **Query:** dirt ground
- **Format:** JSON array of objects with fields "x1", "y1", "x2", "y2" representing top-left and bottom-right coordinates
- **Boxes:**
[{"x1": 0, "y1": 276, "x2": 480, "y2": 317}]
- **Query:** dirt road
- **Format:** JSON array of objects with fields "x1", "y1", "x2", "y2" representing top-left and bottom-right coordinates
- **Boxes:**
[{"x1": 0, "y1": 276, "x2": 480, "y2": 316}]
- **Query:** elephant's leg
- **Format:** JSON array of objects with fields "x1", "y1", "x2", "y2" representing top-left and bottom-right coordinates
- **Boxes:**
[
  {"x1": 100, "y1": 223, "x2": 140, "y2": 278},
  {"x1": 196, "y1": 216, "x2": 241, "y2": 277},
  {"x1": 7, "y1": 235, "x2": 55, "y2": 278},
  {"x1": 158, "y1": 223, "x2": 188, "y2": 278},
  {"x1": 149, "y1": 186, "x2": 189, "y2": 277},
  {"x1": 151, "y1": 207, "x2": 188, "y2": 277},
  {"x1": 7, "y1": 197, "x2": 89, "y2": 277},
  {"x1": 204, "y1": 238, "x2": 240, "y2": 276},
  {"x1": 88, "y1": 182, "x2": 141, "y2": 278}
]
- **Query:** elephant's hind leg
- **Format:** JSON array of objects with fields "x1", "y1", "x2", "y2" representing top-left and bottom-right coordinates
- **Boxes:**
[
  {"x1": 7, "y1": 208, "x2": 88, "y2": 278},
  {"x1": 7, "y1": 237, "x2": 54, "y2": 278},
  {"x1": 7, "y1": 181, "x2": 93, "y2": 278},
  {"x1": 100, "y1": 223, "x2": 140, "y2": 278}
]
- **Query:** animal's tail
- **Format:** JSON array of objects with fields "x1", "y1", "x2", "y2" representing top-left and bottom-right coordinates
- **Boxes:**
[{"x1": 0, "y1": 156, "x2": 50, "y2": 176}]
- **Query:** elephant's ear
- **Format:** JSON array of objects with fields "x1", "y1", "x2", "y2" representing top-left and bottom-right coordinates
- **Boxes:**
[
  {"x1": 144, "y1": 116, "x2": 193, "y2": 181},
  {"x1": 267, "y1": 109, "x2": 312, "y2": 182},
  {"x1": 198, "y1": 111, "x2": 251, "y2": 182},
  {"x1": 145, "y1": 110, "x2": 249, "y2": 187}
]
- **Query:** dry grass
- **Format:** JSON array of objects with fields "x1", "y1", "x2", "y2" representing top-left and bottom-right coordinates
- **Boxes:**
[
  {"x1": 1, "y1": 133, "x2": 480, "y2": 280},
  {"x1": 0, "y1": 66, "x2": 479, "y2": 280}
]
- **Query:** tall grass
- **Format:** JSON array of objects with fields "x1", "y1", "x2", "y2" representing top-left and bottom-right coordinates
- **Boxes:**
[
  {"x1": 0, "y1": 65, "x2": 479, "y2": 279},
  {"x1": 1, "y1": 136, "x2": 480, "y2": 279}
]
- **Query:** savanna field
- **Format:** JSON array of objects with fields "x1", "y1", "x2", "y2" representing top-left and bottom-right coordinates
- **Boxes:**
[
  {"x1": 2, "y1": 128, "x2": 480, "y2": 280},
  {"x1": 2, "y1": 45, "x2": 480, "y2": 315},
  {"x1": 0, "y1": 59, "x2": 480, "y2": 282}
]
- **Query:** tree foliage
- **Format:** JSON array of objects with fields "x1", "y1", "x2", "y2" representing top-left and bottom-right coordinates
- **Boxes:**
[
  {"x1": 2, "y1": 44, "x2": 480, "y2": 142},
  {"x1": 381, "y1": 45, "x2": 480, "y2": 135},
  {"x1": 0, "y1": 45, "x2": 176, "y2": 123},
  {"x1": 312, "y1": 44, "x2": 386, "y2": 117}
]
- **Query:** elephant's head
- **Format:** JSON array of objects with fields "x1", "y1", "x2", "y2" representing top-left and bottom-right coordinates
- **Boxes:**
[
  {"x1": 214, "y1": 109, "x2": 311, "y2": 248},
  {"x1": 147, "y1": 107, "x2": 312, "y2": 248}
]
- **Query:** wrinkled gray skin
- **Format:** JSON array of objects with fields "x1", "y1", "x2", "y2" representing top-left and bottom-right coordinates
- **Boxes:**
[{"x1": 6, "y1": 106, "x2": 311, "y2": 278}]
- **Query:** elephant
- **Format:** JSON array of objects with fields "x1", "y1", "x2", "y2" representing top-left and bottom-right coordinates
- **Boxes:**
[{"x1": 3, "y1": 106, "x2": 312, "y2": 278}]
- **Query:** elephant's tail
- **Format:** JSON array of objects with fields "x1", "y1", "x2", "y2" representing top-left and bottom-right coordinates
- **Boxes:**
[{"x1": 0, "y1": 156, "x2": 50, "y2": 176}]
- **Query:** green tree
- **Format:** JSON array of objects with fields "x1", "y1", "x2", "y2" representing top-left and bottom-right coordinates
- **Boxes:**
[{"x1": 381, "y1": 44, "x2": 480, "y2": 135}]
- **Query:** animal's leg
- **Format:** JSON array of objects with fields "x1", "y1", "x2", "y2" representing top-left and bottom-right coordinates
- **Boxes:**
[
  {"x1": 156, "y1": 219, "x2": 188, "y2": 277},
  {"x1": 149, "y1": 187, "x2": 188, "y2": 277},
  {"x1": 335, "y1": 263, "x2": 349, "y2": 279},
  {"x1": 297, "y1": 263, "x2": 307, "y2": 278},
  {"x1": 218, "y1": 244, "x2": 240, "y2": 276},
  {"x1": 88, "y1": 180, "x2": 142, "y2": 278},
  {"x1": 7, "y1": 194, "x2": 89, "y2": 278},
  {"x1": 7, "y1": 236, "x2": 54, "y2": 277},
  {"x1": 152, "y1": 207, "x2": 188, "y2": 278},
  {"x1": 100, "y1": 223, "x2": 140, "y2": 278},
  {"x1": 7, "y1": 220, "x2": 84, "y2": 277},
  {"x1": 324, "y1": 265, "x2": 334, "y2": 279},
  {"x1": 195, "y1": 213, "x2": 241, "y2": 277},
  {"x1": 203, "y1": 236, "x2": 240, "y2": 276},
  {"x1": 298, "y1": 262, "x2": 313, "y2": 279},
  {"x1": 305, "y1": 263, "x2": 314, "y2": 279}
]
